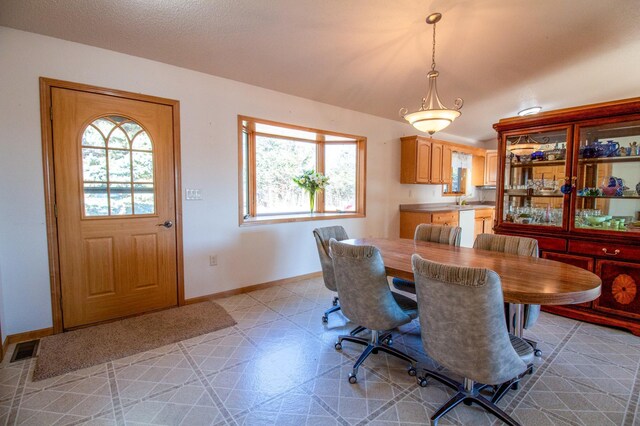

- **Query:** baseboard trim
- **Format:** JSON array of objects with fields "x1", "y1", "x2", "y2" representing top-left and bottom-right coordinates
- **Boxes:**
[
  {"x1": 185, "y1": 271, "x2": 322, "y2": 305},
  {"x1": 3, "y1": 327, "x2": 54, "y2": 356}
]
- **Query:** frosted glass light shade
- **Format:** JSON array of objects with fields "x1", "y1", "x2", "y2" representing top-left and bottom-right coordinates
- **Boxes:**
[{"x1": 404, "y1": 108, "x2": 461, "y2": 134}]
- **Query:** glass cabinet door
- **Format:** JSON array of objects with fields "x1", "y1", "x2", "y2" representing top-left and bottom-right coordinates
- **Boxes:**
[
  {"x1": 502, "y1": 127, "x2": 569, "y2": 228},
  {"x1": 574, "y1": 118, "x2": 640, "y2": 234}
]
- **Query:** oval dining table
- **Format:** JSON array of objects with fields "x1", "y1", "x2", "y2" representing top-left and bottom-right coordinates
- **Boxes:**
[{"x1": 343, "y1": 238, "x2": 602, "y2": 338}]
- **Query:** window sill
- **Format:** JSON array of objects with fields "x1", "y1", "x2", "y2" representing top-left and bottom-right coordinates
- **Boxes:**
[{"x1": 240, "y1": 212, "x2": 365, "y2": 226}]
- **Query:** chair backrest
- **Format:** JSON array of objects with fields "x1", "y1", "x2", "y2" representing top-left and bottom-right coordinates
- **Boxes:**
[
  {"x1": 313, "y1": 226, "x2": 349, "y2": 291},
  {"x1": 474, "y1": 233, "x2": 540, "y2": 329},
  {"x1": 329, "y1": 239, "x2": 413, "y2": 331},
  {"x1": 412, "y1": 255, "x2": 527, "y2": 385},
  {"x1": 414, "y1": 223, "x2": 462, "y2": 246},
  {"x1": 473, "y1": 234, "x2": 539, "y2": 257}
]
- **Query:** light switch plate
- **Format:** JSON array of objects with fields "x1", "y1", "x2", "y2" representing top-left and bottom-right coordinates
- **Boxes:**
[{"x1": 185, "y1": 189, "x2": 202, "y2": 200}]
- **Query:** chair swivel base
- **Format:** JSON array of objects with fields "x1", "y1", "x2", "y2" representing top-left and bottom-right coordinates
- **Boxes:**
[
  {"x1": 335, "y1": 330, "x2": 416, "y2": 383},
  {"x1": 322, "y1": 305, "x2": 340, "y2": 323},
  {"x1": 418, "y1": 370, "x2": 521, "y2": 426},
  {"x1": 525, "y1": 338, "x2": 542, "y2": 357}
]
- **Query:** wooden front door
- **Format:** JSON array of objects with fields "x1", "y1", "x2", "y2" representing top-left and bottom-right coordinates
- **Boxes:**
[{"x1": 51, "y1": 87, "x2": 179, "y2": 329}]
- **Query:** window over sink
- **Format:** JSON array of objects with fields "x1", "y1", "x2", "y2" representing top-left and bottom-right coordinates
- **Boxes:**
[{"x1": 443, "y1": 151, "x2": 472, "y2": 195}]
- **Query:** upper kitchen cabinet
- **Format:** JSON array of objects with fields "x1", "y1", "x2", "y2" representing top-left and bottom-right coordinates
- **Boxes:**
[
  {"x1": 471, "y1": 150, "x2": 498, "y2": 187},
  {"x1": 401, "y1": 136, "x2": 479, "y2": 185},
  {"x1": 484, "y1": 150, "x2": 498, "y2": 186},
  {"x1": 400, "y1": 136, "x2": 452, "y2": 184}
]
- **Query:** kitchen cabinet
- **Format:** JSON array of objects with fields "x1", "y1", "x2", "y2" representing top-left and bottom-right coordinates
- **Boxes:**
[
  {"x1": 471, "y1": 151, "x2": 498, "y2": 186},
  {"x1": 484, "y1": 150, "x2": 498, "y2": 186},
  {"x1": 401, "y1": 136, "x2": 452, "y2": 184},
  {"x1": 399, "y1": 211, "x2": 459, "y2": 239},
  {"x1": 494, "y1": 97, "x2": 640, "y2": 335},
  {"x1": 474, "y1": 208, "x2": 495, "y2": 241}
]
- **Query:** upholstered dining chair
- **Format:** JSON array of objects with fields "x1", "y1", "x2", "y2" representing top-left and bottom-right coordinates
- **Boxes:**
[
  {"x1": 473, "y1": 233, "x2": 542, "y2": 356},
  {"x1": 412, "y1": 255, "x2": 534, "y2": 426},
  {"x1": 329, "y1": 239, "x2": 418, "y2": 383},
  {"x1": 392, "y1": 224, "x2": 462, "y2": 294},
  {"x1": 313, "y1": 226, "x2": 349, "y2": 323}
]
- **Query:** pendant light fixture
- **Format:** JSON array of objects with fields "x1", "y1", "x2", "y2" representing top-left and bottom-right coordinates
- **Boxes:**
[{"x1": 400, "y1": 13, "x2": 463, "y2": 135}]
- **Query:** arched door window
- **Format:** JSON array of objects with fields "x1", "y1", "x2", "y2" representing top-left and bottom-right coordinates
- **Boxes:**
[{"x1": 81, "y1": 116, "x2": 155, "y2": 216}]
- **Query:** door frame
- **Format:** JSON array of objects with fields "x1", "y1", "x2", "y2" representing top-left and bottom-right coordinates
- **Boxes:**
[{"x1": 39, "y1": 77, "x2": 185, "y2": 333}]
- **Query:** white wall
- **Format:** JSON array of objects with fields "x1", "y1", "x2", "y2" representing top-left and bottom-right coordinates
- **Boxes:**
[{"x1": 0, "y1": 27, "x2": 483, "y2": 336}]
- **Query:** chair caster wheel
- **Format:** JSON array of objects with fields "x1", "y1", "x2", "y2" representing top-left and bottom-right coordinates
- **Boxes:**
[
  {"x1": 332, "y1": 299, "x2": 338, "y2": 307},
  {"x1": 418, "y1": 377, "x2": 428, "y2": 387},
  {"x1": 322, "y1": 315, "x2": 328, "y2": 323},
  {"x1": 534, "y1": 349, "x2": 542, "y2": 357},
  {"x1": 348, "y1": 374, "x2": 357, "y2": 384},
  {"x1": 386, "y1": 338, "x2": 393, "y2": 346},
  {"x1": 335, "y1": 342, "x2": 342, "y2": 350},
  {"x1": 408, "y1": 367, "x2": 417, "y2": 376}
]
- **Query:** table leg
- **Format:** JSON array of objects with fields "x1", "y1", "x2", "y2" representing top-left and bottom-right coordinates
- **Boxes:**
[{"x1": 508, "y1": 303, "x2": 524, "y2": 338}]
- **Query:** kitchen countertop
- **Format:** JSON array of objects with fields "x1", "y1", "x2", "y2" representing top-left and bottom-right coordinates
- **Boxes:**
[{"x1": 399, "y1": 202, "x2": 495, "y2": 213}]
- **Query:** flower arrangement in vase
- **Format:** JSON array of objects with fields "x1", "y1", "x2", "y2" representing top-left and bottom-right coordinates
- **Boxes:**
[{"x1": 292, "y1": 170, "x2": 329, "y2": 213}]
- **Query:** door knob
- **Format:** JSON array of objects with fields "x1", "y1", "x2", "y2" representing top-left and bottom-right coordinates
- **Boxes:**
[{"x1": 157, "y1": 220, "x2": 173, "y2": 228}]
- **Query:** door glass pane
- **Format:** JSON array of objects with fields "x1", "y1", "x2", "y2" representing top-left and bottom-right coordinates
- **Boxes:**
[
  {"x1": 502, "y1": 128, "x2": 568, "y2": 227},
  {"x1": 134, "y1": 184, "x2": 155, "y2": 214},
  {"x1": 108, "y1": 149, "x2": 131, "y2": 182},
  {"x1": 83, "y1": 183, "x2": 109, "y2": 216},
  {"x1": 122, "y1": 121, "x2": 143, "y2": 140},
  {"x1": 132, "y1": 151, "x2": 154, "y2": 182},
  {"x1": 82, "y1": 125, "x2": 105, "y2": 147},
  {"x1": 94, "y1": 118, "x2": 116, "y2": 139},
  {"x1": 82, "y1": 148, "x2": 107, "y2": 182},
  {"x1": 108, "y1": 127, "x2": 129, "y2": 149},
  {"x1": 110, "y1": 184, "x2": 133, "y2": 215},
  {"x1": 132, "y1": 132, "x2": 152, "y2": 151},
  {"x1": 324, "y1": 144, "x2": 356, "y2": 212},
  {"x1": 81, "y1": 116, "x2": 155, "y2": 217}
]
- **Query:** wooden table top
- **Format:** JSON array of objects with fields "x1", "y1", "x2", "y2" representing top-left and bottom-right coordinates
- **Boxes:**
[{"x1": 345, "y1": 238, "x2": 601, "y2": 305}]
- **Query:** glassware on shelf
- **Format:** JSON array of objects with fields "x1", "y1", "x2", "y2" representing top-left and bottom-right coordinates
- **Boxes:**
[{"x1": 600, "y1": 176, "x2": 625, "y2": 197}]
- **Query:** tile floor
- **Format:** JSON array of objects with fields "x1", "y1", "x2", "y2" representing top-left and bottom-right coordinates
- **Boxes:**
[{"x1": 1, "y1": 276, "x2": 639, "y2": 425}]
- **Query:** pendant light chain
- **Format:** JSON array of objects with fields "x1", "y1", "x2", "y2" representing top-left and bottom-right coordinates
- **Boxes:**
[
  {"x1": 431, "y1": 21, "x2": 437, "y2": 71},
  {"x1": 399, "y1": 12, "x2": 463, "y2": 135}
]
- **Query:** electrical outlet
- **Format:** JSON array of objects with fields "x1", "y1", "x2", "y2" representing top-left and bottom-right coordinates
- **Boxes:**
[{"x1": 209, "y1": 255, "x2": 218, "y2": 266}]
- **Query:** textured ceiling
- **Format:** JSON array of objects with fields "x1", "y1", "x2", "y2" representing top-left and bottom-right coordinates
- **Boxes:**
[{"x1": 2, "y1": 0, "x2": 640, "y2": 142}]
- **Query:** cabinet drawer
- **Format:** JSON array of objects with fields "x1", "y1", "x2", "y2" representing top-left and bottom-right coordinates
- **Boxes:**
[
  {"x1": 569, "y1": 240, "x2": 640, "y2": 262},
  {"x1": 431, "y1": 212, "x2": 458, "y2": 226},
  {"x1": 474, "y1": 208, "x2": 494, "y2": 219}
]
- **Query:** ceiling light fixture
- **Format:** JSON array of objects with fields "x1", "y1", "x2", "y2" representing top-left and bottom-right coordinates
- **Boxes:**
[
  {"x1": 400, "y1": 13, "x2": 463, "y2": 135},
  {"x1": 518, "y1": 106, "x2": 542, "y2": 116}
]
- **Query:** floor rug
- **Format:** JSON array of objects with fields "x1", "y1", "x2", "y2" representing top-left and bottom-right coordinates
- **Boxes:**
[{"x1": 33, "y1": 301, "x2": 236, "y2": 381}]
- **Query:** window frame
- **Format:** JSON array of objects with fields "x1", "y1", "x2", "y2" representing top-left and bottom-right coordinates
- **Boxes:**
[{"x1": 238, "y1": 116, "x2": 366, "y2": 226}]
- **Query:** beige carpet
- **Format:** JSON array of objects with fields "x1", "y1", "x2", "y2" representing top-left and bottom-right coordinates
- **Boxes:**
[{"x1": 33, "y1": 301, "x2": 236, "y2": 381}]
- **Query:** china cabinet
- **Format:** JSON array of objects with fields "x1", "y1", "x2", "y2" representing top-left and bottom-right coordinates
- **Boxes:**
[{"x1": 494, "y1": 98, "x2": 640, "y2": 335}]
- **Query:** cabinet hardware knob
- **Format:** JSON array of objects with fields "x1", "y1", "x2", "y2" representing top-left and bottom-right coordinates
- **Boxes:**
[{"x1": 601, "y1": 248, "x2": 620, "y2": 256}]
